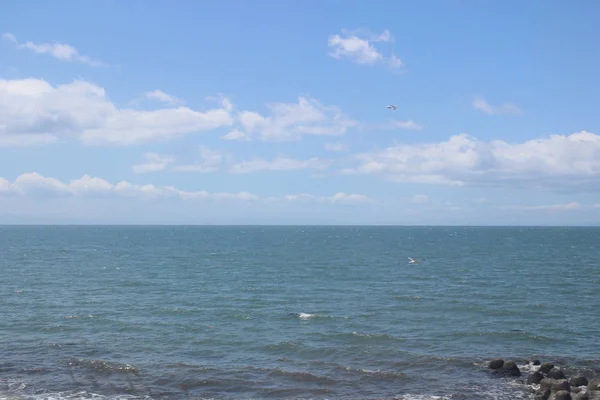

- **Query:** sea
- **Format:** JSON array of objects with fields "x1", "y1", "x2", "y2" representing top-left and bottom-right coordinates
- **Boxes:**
[{"x1": 1, "y1": 225, "x2": 599, "y2": 400}]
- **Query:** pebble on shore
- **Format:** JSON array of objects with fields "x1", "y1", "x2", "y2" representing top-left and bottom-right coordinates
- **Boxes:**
[{"x1": 487, "y1": 358, "x2": 600, "y2": 400}]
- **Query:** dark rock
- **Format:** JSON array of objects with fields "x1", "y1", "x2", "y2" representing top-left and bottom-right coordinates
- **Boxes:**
[
  {"x1": 534, "y1": 387, "x2": 551, "y2": 400},
  {"x1": 555, "y1": 390, "x2": 572, "y2": 400},
  {"x1": 548, "y1": 368, "x2": 566, "y2": 380},
  {"x1": 501, "y1": 361, "x2": 521, "y2": 376},
  {"x1": 587, "y1": 391, "x2": 600, "y2": 400},
  {"x1": 573, "y1": 392, "x2": 589, "y2": 400},
  {"x1": 532, "y1": 359, "x2": 542, "y2": 365},
  {"x1": 528, "y1": 371, "x2": 544, "y2": 384},
  {"x1": 571, "y1": 377, "x2": 589, "y2": 387},
  {"x1": 552, "y1": 380, "x2": 571, "y2": 393},
  {"x1": 488, "y1": 359, "x2": 504, "y2": 369},
  {"x1": 540, "y1": 378, "x2": 570, "y2": 393},
  {"x1": 589, "y1": 380, "x2": 600, "y2": 391},
  {"x1": 540, "y1": 362, "x2": 555, "y2": 374}
]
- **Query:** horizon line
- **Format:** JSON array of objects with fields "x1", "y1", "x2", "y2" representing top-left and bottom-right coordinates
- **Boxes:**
[{"x1": 1, "y1": 224, "x2": 599, "y2": 228}]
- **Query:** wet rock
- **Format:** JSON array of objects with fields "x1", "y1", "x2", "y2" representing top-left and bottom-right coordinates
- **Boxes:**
[
  {"x1": 488, "y1": 358, "x2": 504, "y2": 369},
  {"x1": 528, "y1": 371, "x2": 544, "y2": 384},
  {"x1": 554, "y1": 390, "x2": 572, "y2": 400},
  {"x1": 540, "y1": 378, "x2": 570, "y2": 393},
  {"x1": 532, "y1": 359, "x2": 542, "y2": 365},
  {"x1": 535, "y1": 387, "x2": 551, "y2": 400},
  {"x1": 500, "y1": 360, "x2": 521, "y2": 376},
  {"x1": 548, "y1": 368, "x2": 566, "y2": 380},
  {"x1": 588, "y1": 391, "x2": 600, "y2": 400},
  {"x1": 572, "y1": 392, "x2": 589, "y2": 400},
  {"x1": 571, "y1": 377, "x2": 589, "y2": 387},
  {"x1": 589, "y1": 380, "x2": 600, "y2": 391},
  {"x1": 552, "y1": 380, "x2": 571, "y2": 393},
  {"x1": 540, "y1": 362, "x2": 555, "y2": 374}
]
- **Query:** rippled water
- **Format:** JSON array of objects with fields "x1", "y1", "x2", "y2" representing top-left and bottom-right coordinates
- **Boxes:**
[{"x1": 1, "y1": 226, "x2": 599, "y2": 399}]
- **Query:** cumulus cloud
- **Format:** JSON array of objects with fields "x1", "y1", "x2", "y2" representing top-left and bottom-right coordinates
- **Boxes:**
[
  {"x1": 366, "y1": 119, "x2": 423, "y2": 131},
  {"x1": 0, "y1": 172, "x2": 257, "y2": 201},
  {"x1": 0, "y1": 78, "x2": 357, "y2": 146},
  {"x1": 221, "y1": 129, "x2": 251, "y2": 141},
  {"x1": 132, "y1": 153, "x2": 175, "y2": 173},
  {"x1": 171, "y1": 146, "x2": 227, "y2": 173},
  {"x1": 499, "y1": 202, "x2": 583, "y2": 211},
  {"x1": 144, "y1": 90, "x2": 184, "y2": 105},
  {"x1": 227, "y1": 97, "x2": 357, "y2": 142},
  {"x1": 327, "y1": 29, "x2": 402, "y2": 71},
  {"x1": 0, "y1": 78, "x2": 235, "y2": 146},
  {"x1": 2, "y1": 32, "x2": 107, "y2": 67},
  {"x1": 342, "y1": 131, "x2": 600, "y2": 191},
  {"x1": 472, "y1": 96, "x2": 521, "y2": 115},
  {"x1": 276, "y1": 192, "x2": 372, "y2": 205},
  {"x1": 0, "y1": 173, "x2": 374, "y2": 209},
  {"x1": 324, "y1": 142, "x2": 347, "y2": 152},
  {"x1": 229, "y1": 157, "x2": 331, "y2": 174}
]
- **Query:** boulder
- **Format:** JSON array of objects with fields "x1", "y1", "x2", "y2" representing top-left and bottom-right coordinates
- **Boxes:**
[
  {"x1": 534, "y1": 387, "x2": 551, "y2": 400},
  {"x1": 554, "y1": 390, "x2": 572, "y2": 400},
  {"x1": 540, "y1": 378, "x2": 570, "y2": 393},
  {"x1": 500, "y1": 361, "x2": 521, "y2": 377},
  {"x1": 540, "y1": 362, "x2": 555, "y2": 374},
  {"x1": 534, "y1": 388, "x2": 550, "y2": 400},
  {"x1": 572, "y1": 392, "x2": 589, "y2": 400},
  {"x1": 488, "y1": 358, "x2": 504, "y2": 369},
  {"x1": 527, "y1": 371, "x2": 545, "y2": 384},
  {"x1": 548, "y1": 368, "x2": 566, "y2": 380},
  {"x1": 571, "y1": 377, "x2": 589, "y2": 387},
  {"x1": 532, "y1": 359, "x2": 542, "y2": 365}
]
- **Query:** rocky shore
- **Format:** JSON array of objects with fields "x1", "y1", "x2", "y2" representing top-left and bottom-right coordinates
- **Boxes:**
[{"x1": 488, "y1": 358, "x2": 600, "y2": 400}]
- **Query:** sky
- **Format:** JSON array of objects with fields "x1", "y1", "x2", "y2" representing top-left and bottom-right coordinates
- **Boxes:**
[{"x1": 1, "y1": 0, "x2": 600, "y2": 225}]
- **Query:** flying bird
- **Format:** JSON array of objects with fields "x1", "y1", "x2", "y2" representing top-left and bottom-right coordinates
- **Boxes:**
[{"x1": 386, "y1": 105, "x2": 397, "y2": 110}]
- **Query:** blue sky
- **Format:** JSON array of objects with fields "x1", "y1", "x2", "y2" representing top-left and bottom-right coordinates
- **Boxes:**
[{"x1": 1, "y1": 0, "x2": 600, "y2": 225}]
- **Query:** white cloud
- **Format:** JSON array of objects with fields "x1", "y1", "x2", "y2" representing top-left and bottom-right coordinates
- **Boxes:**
[
  {"x1": 0, "y1": 172, "x2": 257, "y2": 201},
  {"x1": 342, "y1": 131, "x2": 600, "y2": 191},
  {"x1": 277, "y1": 192, "x2": 372, "y2": 205},
  {"x1": 231, "y1": 97, "x2": 357, "y2": 142},
  {"x1": 500, "y1": 202, "x2": 583, "y2": 211},
  {"x1": 0, "y1": 78, "x2": 235, "y2": 146},
  {"x1": 325, "y1": 142, "x2": 347, "y2": 152},
  {"x1": 368, "y1": 119, "x2": 423, "y2": 131},
  {"x1": 132, "y1": 153, "x2": 175, "y2": 173},
  {"x1": 0, "y1": 133, "x2": 58, "y2": 147},
  {"x1": 327, "y1": 29, "x2": 402, "y2": 71},
  {"x1": 171, "y1": 146, "x2": 226, "y2": 173},
  {"x1": 0, "y1": 173, "x2": 375, "y2": 209},
  {"x1": 144, "y1": 90, "x2": 184, "y2": 105},
  {"x1": 221, "y1": 129, "x2": 251, "y2": 141},
  {"x1": 410, "y1": 194, "x2": 429, "y2": 204},
  {"x1": 2, "y1": 32, "x2": 107, "y2": 67},
  {"x1": 472, "y1": 96, "x2": 521, "y2": 115},
  {"x1": 229, "y1": 157, "x2": 331, "y2": 174}
]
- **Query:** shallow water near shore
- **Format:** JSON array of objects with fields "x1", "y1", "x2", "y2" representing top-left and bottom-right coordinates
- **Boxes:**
[{"x1": 1, "y1": 225, "x2": 599, "y2": 399}]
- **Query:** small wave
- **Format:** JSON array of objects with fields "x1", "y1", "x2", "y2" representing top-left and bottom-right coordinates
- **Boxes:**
[
  {"x1": 292, "y1": 312, "x2": 346, "y2": 320},
  {"x1": 268, "y1": 368, "x2": 336, "y2": 385},
  {"x1": 66, "y1": 358, "x2": 139, "y2": 376}
]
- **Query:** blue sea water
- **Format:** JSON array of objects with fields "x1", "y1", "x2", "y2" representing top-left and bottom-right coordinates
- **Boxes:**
[{"x1": 1, "y1": 226, "x2": 599, "y2": 400}]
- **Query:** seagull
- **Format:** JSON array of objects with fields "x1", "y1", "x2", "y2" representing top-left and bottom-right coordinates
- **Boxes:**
[
  {"x1": 386, "y1": 105, "x2": 397, "y2": 110},
  {"x1": 408, "y1": 257, "x2": 424, "y2": 264}
]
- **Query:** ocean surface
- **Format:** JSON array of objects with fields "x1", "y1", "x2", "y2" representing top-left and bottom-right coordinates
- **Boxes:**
[{"x1": 1, "y1": 225, "x2": 599, "y2": 400}]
